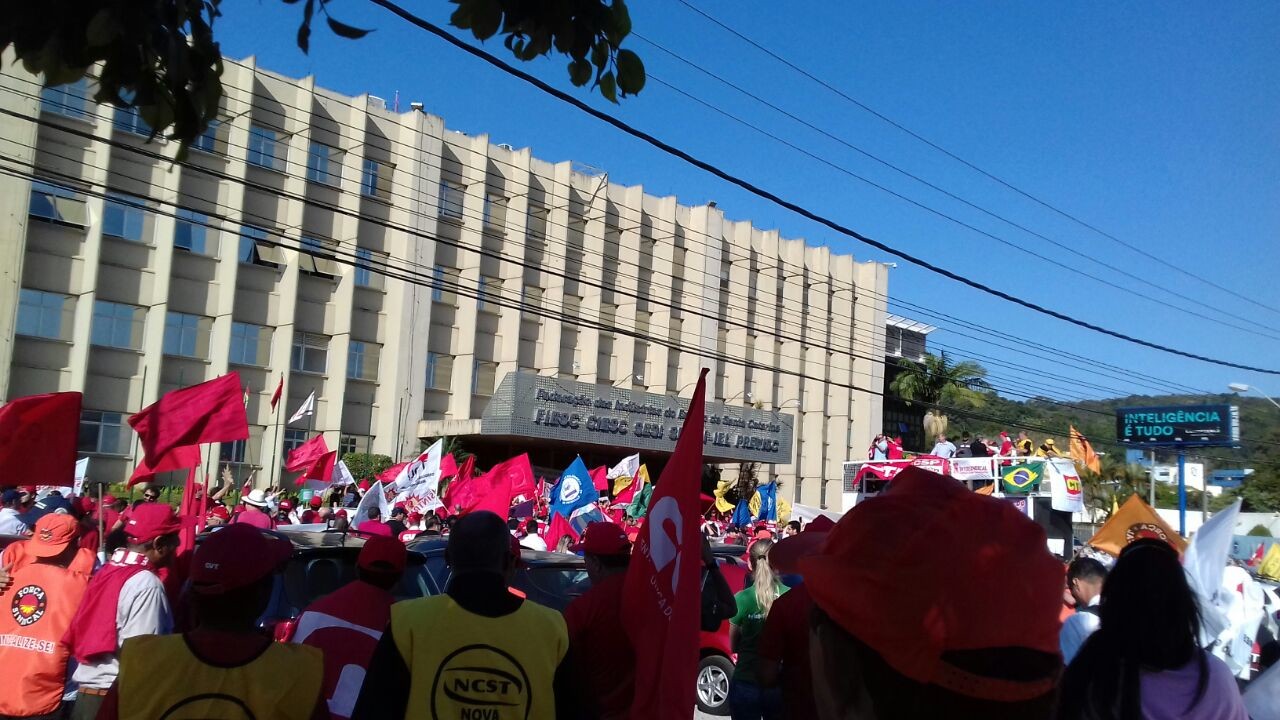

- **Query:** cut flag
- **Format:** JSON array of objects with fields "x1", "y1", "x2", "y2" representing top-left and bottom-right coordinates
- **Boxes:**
[
  {"x1": 389, "y1": 440, "x2": 445, "y2": 513},
  {"x1": 607, "y1": 454, "x2": 640, "y2": 493},
  {"x1": 622, "y1": 368, "x2": 708, "y2": 720},
  {"x1": 443, "y1": 454, "x2": 529, "y2": 517},
  {"x1": 1069, "y1": 425, "x2": 1102, "y2": 475},
  {"x1": 288, "y1": 391, "x2": 316, "y2": 425},
  {"x1": 129, "y1": 372, "x2": 248, "y2": 466},
  {"x1": 0, "y1": 391, "x2": 81, "y2": 488},
  {"x1": 285, "y1": 435, "x2": 331, "y2": 473},
  {"x1": 129, "y1": 444, "x2": 201, "y2": 487},
  {"x1": 269, "y1": 375, "x2": 284, "y2": 412},
  {"x1": 616, "y1": 465, "x2": 649, "y2": 507},
  {"x1": 1088, "y1": 494, "x2": 1186, "y2": 556},
  {"x1": 550, "y1": 457, "x2": 599, "y2": 520},
  {"x1": 542, "y1": 512, "x2": 578, "y2": 546}
]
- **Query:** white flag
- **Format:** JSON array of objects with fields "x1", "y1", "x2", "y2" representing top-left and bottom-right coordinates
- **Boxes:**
[
  {"x1": 392, "y1": 440, "x2": 444, "y2": 513},
  {"x1": 606, "y1": 453, "x2": 640, "y2": 481},
  {"x1": 353, "y1": 480, "x2": 390, "y2": 525},
  {"x1": 74, "y1": 457, "x2": 90, "y2": 496},
  {"x1": 288, "y1": 391, "x2": 316, "y2": 425},
  {"x1": 332, "y1": 460, "x2": 355, "y2": 487}
]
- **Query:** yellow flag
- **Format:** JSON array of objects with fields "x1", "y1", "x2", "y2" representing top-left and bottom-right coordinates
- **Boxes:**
[
  {"x1": 1260, "y1": 544, "x2": 1280, "y2": 581},
  {"x1": 712, "y1": 479, "x2": 734, "y2": 513},
  {"x1": 1111, "y1": 494, "x2": 1120, "y2": 517},
  {"x1": 1070, "y1": 425, "x2": 1102, "y2": 475},
  {"x1": 748, "y1": 490, "x2": 761, "y2": 519},
  {"x1": 1088, "y1": 494, "x2": 1186, "y2": 556},
  {"x1": 612, "y1": 470, "x2": 636, "y2": 498},
  {"x1": 777, "y1": 497, "x2": 791, "y2": 526}
]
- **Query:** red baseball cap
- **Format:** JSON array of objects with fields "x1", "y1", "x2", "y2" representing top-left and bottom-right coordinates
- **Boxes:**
[
  {"x1": 190, "y1": 524, "x2": 293, "y2": 595},
  {"x1": 798, "y1": 467, "x2": 1063, "y2": 702},
  {"x1": 206, "y1": 506, "x2": 230, "y2": 522},
  {"x1": 571, "y1": 522, "x2": 630, "y2": 556},
  {"x1": 278, "y1": 499, "x2": 293, "y2": 511},
  {"x1": 335, "y1": 509, "x2": 349, "y2": 519},
  {"x1": 124, "y1": 503, "x2": 182, "y2": 543},
  {"x1": 28, "y1": 514, "x2": 79, "y2": 558},
  {"x1": 358, "y1": 535, "x2": 406, "y2": 573},
  {"x1": 103, "y1": 494, "x2": 118, "y2": 505},
  {"x1": 309, "y1": 496, "x2": 323, "y2": 509}
]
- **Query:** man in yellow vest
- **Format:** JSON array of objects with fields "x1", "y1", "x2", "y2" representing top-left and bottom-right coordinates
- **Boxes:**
[
  {"x1": 96, "y1": 523, "x2": 326, "y2": 720},
  {"x1": 352, "y1": 511, "x2": 574, "y2": 720}
]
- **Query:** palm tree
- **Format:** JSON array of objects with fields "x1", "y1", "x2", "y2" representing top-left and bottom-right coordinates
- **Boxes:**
[{"x1": 888, "y1": 352, "x2": 991, "y2": 436}]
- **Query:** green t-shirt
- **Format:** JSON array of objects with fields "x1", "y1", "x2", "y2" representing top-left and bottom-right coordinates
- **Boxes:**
[{"x1": 729, "y1": 583, "x2": 788, "y2": 684}]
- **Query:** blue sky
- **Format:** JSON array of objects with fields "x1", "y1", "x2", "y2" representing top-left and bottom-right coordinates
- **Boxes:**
[{"x1": 216, "y1": 1, "x2": 1280, "y2": 403}]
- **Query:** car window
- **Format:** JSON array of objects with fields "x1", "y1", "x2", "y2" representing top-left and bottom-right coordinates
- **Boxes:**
[
  {"x1": 397, "y1": 555, "x2": 446, "y2": 600},
  {"x1": 282, "y1": 556, "x2": 358, "y2": 611},
  {"x1": 513, "y1": 566, "x2": 591, "y2": 611}
]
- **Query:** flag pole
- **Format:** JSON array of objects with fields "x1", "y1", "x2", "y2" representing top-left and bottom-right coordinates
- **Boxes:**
[
  {"x1": 96, "y1": 482, "x2": 105, "y2": 561},
  {"x1": 269, "y1": 403, "x2": 283, "y2": 491}
]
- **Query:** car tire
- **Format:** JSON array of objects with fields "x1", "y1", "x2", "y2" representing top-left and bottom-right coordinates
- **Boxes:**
[{"x1": 696, "y1": 654, "x2": 734, "y2": 716}]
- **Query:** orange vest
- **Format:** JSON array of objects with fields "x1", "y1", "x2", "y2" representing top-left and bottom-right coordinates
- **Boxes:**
[{"x1": 0, "y1": 542, "x2": 94, "y2": 716}]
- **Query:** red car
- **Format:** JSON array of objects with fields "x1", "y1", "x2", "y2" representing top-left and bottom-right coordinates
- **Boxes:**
[{"x1": 697, "y1": 545, "x2": 749, "y2": 715}]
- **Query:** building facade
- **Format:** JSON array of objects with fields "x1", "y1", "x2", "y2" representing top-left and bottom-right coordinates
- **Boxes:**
[{"x1": 0, "y1": 56, "x2": 890, "y2": 510}]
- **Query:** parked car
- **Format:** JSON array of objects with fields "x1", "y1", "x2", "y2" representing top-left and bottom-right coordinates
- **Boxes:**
[{"x1": 246, "y1": 530, "x2": 745, "y2": 716}]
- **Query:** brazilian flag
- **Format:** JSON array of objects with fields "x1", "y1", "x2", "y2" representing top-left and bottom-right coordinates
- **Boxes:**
[{"x1": 1001, "y1": 462, "x2": 1044, "y2": 494}]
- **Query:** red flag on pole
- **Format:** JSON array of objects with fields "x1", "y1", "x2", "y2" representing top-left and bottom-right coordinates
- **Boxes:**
[
  {"x1": 284, "y1": 434, "x2": 330, "y2": 473},
  {"x1": 129, "y1": 372, "x2": 248, "y2": 466},
  {"x1": 590, "y1": 465, "x2": 609, "y2": 492},
  {"x1": 542, "y1": 512, "x2": 578, "y2": 547},
  {"x1": 269, "y1": 375, "x2": 284, "y2": 412},
  {"x1": 442, "y1": 454, "x2": 529, "y2": 516},
  {"x1": 298, "y1": 451, "x2": 337, "y2": 487},
  {"x1": 622, "y1": 368, "x2": 707, "y2": 720},
  {"x1": 128, "y1": 444, "x2": 201, "y2": 487},
  {"x1": 0, "y1": 391, "x2": 81, "y2": 487}
]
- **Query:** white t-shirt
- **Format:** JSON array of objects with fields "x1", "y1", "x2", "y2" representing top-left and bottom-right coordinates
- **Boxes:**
[
  {"x1": 0, "y1": 507, "x2": 29, "y2": 535},
  {"x1": 930, "y1": 441, "x2": 957, "y2": 459},
  {"x1": 1060, "y1": 595, "x2": 1101, "y2": 664},
  {"x1": 519, "y1": 534, "x2": 548, "y2": 551},
  {"x1": 71, "y1": 568, "x2": 173, "y2": 690}
]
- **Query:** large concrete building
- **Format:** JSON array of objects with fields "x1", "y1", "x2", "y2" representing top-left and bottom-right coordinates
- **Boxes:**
[{"x1": 0, "y1": 55, "x2": 890, "y2": 510}]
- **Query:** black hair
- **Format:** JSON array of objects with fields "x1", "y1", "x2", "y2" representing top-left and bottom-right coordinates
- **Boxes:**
[
  {"x1": 366, "y1": 507, "x2": 379, "y2": 520},
  {"x1": 786, "y1": 520, "x2": 801, "y2": 531},
  {"x1": 1067, "y1": 557, "x2": 1108, "y2": 585},
  {"x1": 507, "y1": 518, "x2": 521, "y2": 532},
  {"x1": 524, "y1": 518, "x2": 539, "y2": 535},
  {"x1": 589, "y1": 552, "x2": 631, "y2": 571},
  {"x1": 446, "y1": 511, "x2": 511, "y2": 573},
  {"x1": 1057, "y1": 539, "x2": 1207, "y2": 720}
]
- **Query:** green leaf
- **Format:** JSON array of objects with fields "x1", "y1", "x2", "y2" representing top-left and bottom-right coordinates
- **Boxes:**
[
  {"x1": 297, "y1": 0, "x2": 315, "y2": 53},
  {"x1": 598, "y1": 70, "x2": 617, "y2": 103},
  {"x1": 470, "y1": 0, "x2": 502, "y2": 40},
  {"x1": 568, "y1": 58, "x2": 592, "y2": 86},
  {"x1": 615, "y1": 48, "x2": 644, "y2": 95},
  {"x1": 590, "y1": 39, "x2": 608, "y2": 70},
  {"x1": 326, "y1": 16, "x2": 372, "y2": 39}
]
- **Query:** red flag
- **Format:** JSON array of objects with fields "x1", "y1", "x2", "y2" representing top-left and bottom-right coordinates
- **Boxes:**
[
  {"x1": 622, "y1": 369, "x2": 707, "y2": 720},
  {"x1": 269, "y1": 375, "x2": 284, "y2": 411},
  {"x1": 1249, "y1": 543, "x2": 1266, "y2": 567},
  {"x1": 440, "y1": 453, "x2": 459, "y2": 480},
  {"x1": 0, "y1": 392, "x2": 81, "y2": 487},
  {"x1": 590, "y1": 465, "x2": 609, "y2": 492},
  {"x1": 377, "y1": 461, "x2": 410, "y2": 484},
  {"x1": 128, "y1": 444, "x2": 201, "y2": 487},
  {"x1": 285, "y1": 434, "x2": 330, "y2": 473},
  {"x1": 542, "y1": 512, "x2": 579, "y2": 546},
  {"x1": 129, "y1": 372, "x2": 248, "y2": 465},
  {"x1": 443, "y1": 454, "x2": 528, "y2": 516},
  {"x1": 298, "y1": 451, "x2": 337, "y2": 487}
]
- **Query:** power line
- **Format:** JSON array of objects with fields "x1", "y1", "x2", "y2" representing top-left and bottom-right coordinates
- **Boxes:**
[
  {"x1": 362, "y1": 0, "x2": 1280, "y2": 376},
  {"x1": 633, "y1": 33, "x2": 1280, "y2": 338},
  {"x1": 670, "y1": 0, "x2": 1280, "y2": 320}
]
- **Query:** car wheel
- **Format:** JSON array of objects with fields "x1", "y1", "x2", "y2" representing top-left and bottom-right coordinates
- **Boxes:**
[{"x1": 696, "y1": 654, "x2": 734, "y2": 715}]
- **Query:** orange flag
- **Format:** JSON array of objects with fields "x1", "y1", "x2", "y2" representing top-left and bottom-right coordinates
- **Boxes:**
[
  {"x1": 1088, "y1": 494, "x2": 1186, "y2": 556},
  {"x1": 1069, "y1": 425, "x2": 1102, "y2": 475}
]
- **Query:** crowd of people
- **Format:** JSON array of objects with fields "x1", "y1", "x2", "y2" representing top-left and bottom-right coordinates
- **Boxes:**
[
  {"x1": 0, "y1": 463, "x2": 1270, "y2": 719},
  {"x1": 865, "y1": 429, "x2": 1067, "y2": 461}
]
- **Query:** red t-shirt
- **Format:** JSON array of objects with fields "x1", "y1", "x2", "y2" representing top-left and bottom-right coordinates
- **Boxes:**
[
  {"x1": 757, "y1": 582, "x2": 817, "y2": 719},
  {"x1": 562, "y1": 573, "x2": 633, "y2": 720}
]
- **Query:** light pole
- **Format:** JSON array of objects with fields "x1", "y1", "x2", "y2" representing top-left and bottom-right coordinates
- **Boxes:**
[{"x1": 1229, "y1": 383, "x2": 1280, "y2": 411}]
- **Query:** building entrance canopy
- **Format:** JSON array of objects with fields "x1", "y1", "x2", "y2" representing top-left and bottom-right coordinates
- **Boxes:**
[{"x1": 480, "y1": 371, "x2": 794, "y2": 464}]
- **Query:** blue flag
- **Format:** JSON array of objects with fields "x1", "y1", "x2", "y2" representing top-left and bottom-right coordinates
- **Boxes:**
[
  {"x1": 550, "y1": 456, "x2": 599, "y2": 520},
  {"x1": 756, "y1": 482, "x2": 778, "y2": 522},
  {"x1": 732, "y1": 499, "x2": 752, "y2": 528}
]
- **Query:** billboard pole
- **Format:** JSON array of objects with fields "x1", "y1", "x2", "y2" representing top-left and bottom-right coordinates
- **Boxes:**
[{"x1": 1177, "y1": 452, "x2": 1187, "y2": 535}]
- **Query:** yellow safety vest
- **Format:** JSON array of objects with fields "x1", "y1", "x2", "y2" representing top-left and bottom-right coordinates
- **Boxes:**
[
  {"x1": 389, "y1": 594, "x2": 568, "y2": 720},
  {"x1": 117, "y1": 634, "x2": 323, "y2": 720}
]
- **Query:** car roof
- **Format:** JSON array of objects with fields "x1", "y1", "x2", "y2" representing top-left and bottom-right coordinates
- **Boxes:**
[{"x1": 406, "y1": 536, "x2": 585, "y2": 568}]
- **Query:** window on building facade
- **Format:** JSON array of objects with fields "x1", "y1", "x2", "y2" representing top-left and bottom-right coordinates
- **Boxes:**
[
  {"x1": 361, "y1": 158, "x2": 393, "y2": 200},
  {"x1": 229, "y1": 322, "x2": 272, "y2": 367},
  {"x1": 163, "y1": 312, "x2": 211, "y2": 359},
  {"x1": 425, "y1": 352, "x2": 452, "y2": 391},
  {"x1": 238, "y1": 225, "x2": 285, "y2": 268},
  {"x1": 90, "y1": 300, "x2": 144, "y2": 350},
  {"x1": 283, "y1": 428, "x2": 308, "y2": 458},
  {"x1": 472, "y1": 360, "x2": 497, "y2": 396},
  {"x1": 476, "y1": 276, "x2": 497, "y2": 312},
  {"x1": 247, "y1": 125, "x2": 285, "y2": 170},
  {"x1": 430, "y1": 266, "x2": 445, "y2": 302},
  {"x1": 102, "y1": 193, "x2": 147, "y2": 242},
  {"x1": 339, "y1": 435, "x2": 369, "y2": 456},
  {"x1": 291, "y1": 333, "x2": 329, "y2": 374},
  {"x1": 41, "y1": 80, "x2": 91, "y2": 120},
  {"x1": 347, "y1": 341, "x2": 380, "y2": 381},
  {"x1": 190, "y1": 121, "x2": 219, "y2": 154},
  {"x1": 299, "y1": 236, "x2": 338, "y2": 276},
  {"x1": 78, "y1": 411, "x2": 131, "y2": 455},
  {"x1": 28, "y1": 180, "x2": 87, "y2": 226},
  {"x1": 438, "y1": 181, "x2": 464, "y2": 219},
  {"x1": 354, "y1": 247, "x2": 384, "y2": 288},
  {"x1": 16, "y1": 289, "x2": 73, "y2": 340},
  {"x1": 306, "y1": 141, "x2": 340, "y2": 185},
  {"x1": 113, "y1": 102, "x2": 151, "y2": 137},
  {"x1": 220, "y1": 438, "x2": 249, "y2": 465},
  {"x1": 174, "y1": 209, "x2": 209, "y2": 254}
]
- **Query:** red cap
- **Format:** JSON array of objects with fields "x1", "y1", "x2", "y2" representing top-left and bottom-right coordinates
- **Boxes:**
[
  {"x1": 309, "y1": 496, "x2": 323, "y2": 509},
  {"x1": 28, "y1": 514, "x2": 79, "y2": 557},
  {"x1": 571, "y1": 522, "x2": 631, "y2": 556},
  {"x1": 358, "y1": 535, "x2": 407, "y2": 573},
  {"x1": 798, "y1": 468, "x2": 1062, "y2": 702},
  {"x1": 19, "y1": 485, "x2": 36, "y2": 495},
  {"x1": 206, "y1": 506, "x2": 231, "y2": 522},
  {"x1": 769, "y1": 515, "x2": 835, "y2": 575},
  {"x1": 125, "y1": 503, "x2": 182, "y2": 543},
  {"x1": 190, "y1": 524, "x2": 293, "y2": 594},
  {"x1": 335, "y1": 509, "x2": 349, "y2": 519},
  {"x1": 103, "y1": 494, "x2": 118, "y2": 505},
  {"x1": 408, "y1": 512, "x2": 424, "y2": 523},
  {"x1": 278, "y1": 499, "x2": 293, "y2": 511},
  {"x1": 77, "y1": 496, "x2": 96, "y2": 515},
  {"x1": 753, "y1": 529, "x2": 773, "y2": 541},
  {"x1": 358, "y1": 480, "x2": 372, "y2": 492}
]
